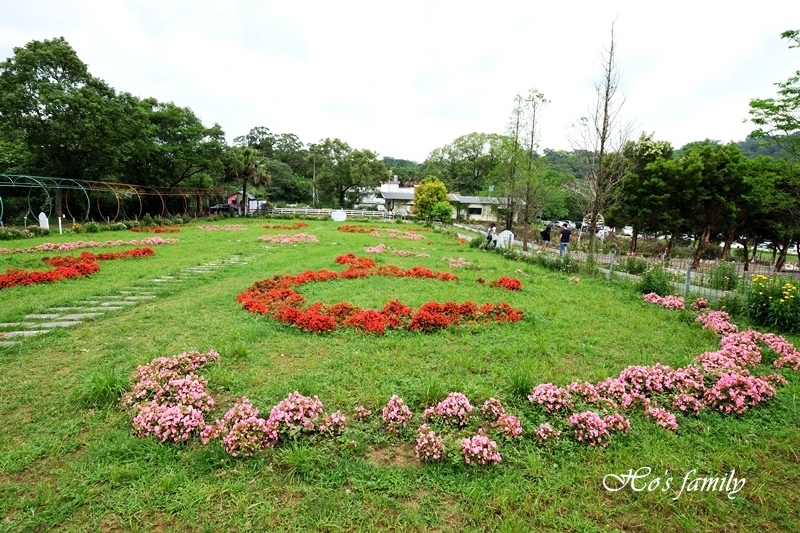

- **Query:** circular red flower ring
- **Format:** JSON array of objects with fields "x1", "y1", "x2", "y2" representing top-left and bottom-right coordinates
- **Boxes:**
[{"x1": 237, "y1": 253, "x2": 524, "y2": 334}]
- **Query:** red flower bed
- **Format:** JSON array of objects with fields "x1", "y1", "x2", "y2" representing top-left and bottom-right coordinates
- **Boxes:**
[
  {"x1": 263, "y1": 222, "x2": 309, "y2": 230},
  {"x1": 237, "y1": 255, "x2": 524, "y2": 334},
  {"x1": 337, "y1": 225, "x2": 374, "y2": 233},
  {"x1": 0, "y1": 247, "x2": 156, "y2": 290}
]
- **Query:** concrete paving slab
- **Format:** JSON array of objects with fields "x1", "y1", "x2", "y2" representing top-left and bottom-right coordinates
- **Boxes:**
[
  {"x1": 3, "y1": 330, "x2": 47, "y2": 338},
  {"x1": 59, "y1": 313, "x2": 102, "y2": 320},
  {"x1": 124, "y1": 295, "x2": 156, "y2": 300},
  {"x1": 0, "y1": 341, "x2": 18, "y2": 347},
  {"x1": 0, "y1": 322, "x2": 36, "y2": 328},
  {"x1": 35, "y1": 321, "x2": 81, "y2": 328},
  {"x1": 24, "y1": 314, "x2": 62, "y2": 319},
  {"x1": 49, "y1": 307, "x2": 88, "y2": 311},
  {"x1": 101, "y1": 301, "x2": 137, "y2": 306}
]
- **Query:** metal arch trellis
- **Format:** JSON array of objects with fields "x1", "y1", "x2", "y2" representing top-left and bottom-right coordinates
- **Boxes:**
[
  {"x1": 0, "y1": 174, "x2": 92, "y2": 224},
  {"x1": 0, "y1": 174, "x2": 228, "y2": 224}
]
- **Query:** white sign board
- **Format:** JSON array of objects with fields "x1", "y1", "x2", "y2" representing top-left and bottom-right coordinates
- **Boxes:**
[{"x1": 38, "y1": 212, "x2": 49, "y2": 230}]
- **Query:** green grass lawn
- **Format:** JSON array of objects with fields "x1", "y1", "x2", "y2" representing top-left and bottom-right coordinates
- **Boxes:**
[{"x1": 1, "y1": 219, "x2": 799, "y2": 532}]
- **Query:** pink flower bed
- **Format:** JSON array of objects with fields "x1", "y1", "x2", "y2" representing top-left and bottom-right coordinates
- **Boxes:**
[
  {"x1": 0, "y1": 237, "x2": 178, "y2": 254},
  {"x1": 642, "y1": 293, "x2": 685, "y2": 310},
  {"x1": 257, "y1": 233, "x2": 319, "y2": 244}
]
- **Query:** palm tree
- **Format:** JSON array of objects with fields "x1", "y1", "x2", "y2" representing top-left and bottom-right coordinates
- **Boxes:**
[{"x1": 226, "y1": 146, "x2": 270, "y2": 215}]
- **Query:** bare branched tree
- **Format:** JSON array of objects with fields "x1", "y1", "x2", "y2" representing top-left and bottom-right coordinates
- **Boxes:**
[{"x1": 569, "y1": 22, "x2": 634, "y2": 253}]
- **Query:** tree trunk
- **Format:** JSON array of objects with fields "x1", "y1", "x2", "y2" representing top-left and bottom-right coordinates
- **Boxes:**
[
  {"x1": 54, "y1": 188, "x2": 63, "y2": 219},
  {"x1": 631, "y1": 225, "x2": 639, "y2": 253},
  {"x1": 692, "y1": 225, "x2": 712, "y2": 269},
  {"x1": 742, "y1": 242, "x2": 751, "y2": 272},
  {"x1": 775, "y1": 238, "x2": 790, "y2": 272}
]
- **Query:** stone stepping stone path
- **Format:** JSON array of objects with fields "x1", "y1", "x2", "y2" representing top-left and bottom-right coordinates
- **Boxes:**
[{"x1": 0, "y1": 255, "x2": 251, "y2": 348}]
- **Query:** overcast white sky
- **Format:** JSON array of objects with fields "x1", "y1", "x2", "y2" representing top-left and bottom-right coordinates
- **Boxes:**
[{"x1": 1, "y1": 1, "x2": 797, "y2": 162}]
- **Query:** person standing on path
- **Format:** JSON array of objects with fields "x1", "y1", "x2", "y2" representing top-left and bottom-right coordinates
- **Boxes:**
[
  {"x1": 485, "y1": 223, "x2": 497, "y2": 249},
  {"x1": 559, "y1": 223, "x2": 571, "y2": 257},
  {"x1": 540, "y1": 225, "x2": 551, "y2": 252}
]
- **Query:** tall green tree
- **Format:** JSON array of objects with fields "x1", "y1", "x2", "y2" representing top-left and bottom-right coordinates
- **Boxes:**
[
  {"x1": 315, "y1": 138, "x2": 387, "y2": 208},
  {"x1": 225, "y1": 146, "x2": 269, "y2": 215},
  {"x1": 423, "y1": 133, "x2": 500, "y2": 195},
  {"x1": 414, "y1": 177, "x2": 449, "y2": 222},
  {"x1": 749, "y1": 30, "x2": 800, "y2": 159},
  {"x1": 0, "y1": 37, "x2": 124, "y2": 216},
  {"x1": 679, "y1": 141, "x2": 750, "y2": 268},
  {"x1": 610, "y1": 133, "x2": 674, "y2": 252}
]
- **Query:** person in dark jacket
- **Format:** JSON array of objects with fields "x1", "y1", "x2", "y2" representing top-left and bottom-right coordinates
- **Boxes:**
[
  {"x1": 540, "y1": 225, "x2": 551, "y2": 252},
  {"x1": 559, "y1": 223, "x2": 572, "y2": 256}
]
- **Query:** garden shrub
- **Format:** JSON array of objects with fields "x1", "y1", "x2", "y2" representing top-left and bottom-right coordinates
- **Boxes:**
[
  {"x1": 641, "y1": 238, "x2": 668, "y2": 258},
  {"x1": 746, "y1": 275, "x2": 799, "y2": 333},
  {"x1": 707, "y1": 262, "x2": 739, "y2": 291},
  {"x1": 620, "y1": 256, "x2": 648, "y2": 275},
  {"x1": 634, "y1": 265, "x2": 673, "y2": 295},
  {"x1": 714, "y1": 292, "x2": 746, "y2": 317},
  {"x1": 85, "y1": 221, "x2": 101, "y2": 233}
]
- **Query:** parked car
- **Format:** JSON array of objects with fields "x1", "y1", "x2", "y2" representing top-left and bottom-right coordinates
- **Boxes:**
[{"x1": 209, "y1": 203, "x2": 234, "y2": 214}]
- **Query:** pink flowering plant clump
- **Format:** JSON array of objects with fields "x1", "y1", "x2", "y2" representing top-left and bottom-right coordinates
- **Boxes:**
[
  {"x1": 565, "y1": 381, "x2": 601, "y2": 403},
  {"x1": 568, "y1": 411, "x2": 611, "y2": 447},
  {"x1": 762, "y1": 332, "x2": 800, "y2": 371},
  {"x1": 414, "y1": 424, "x2": 446, "y2": 462},
  {"x1": 644, "y1": 406, "x2": 678, "y2": 431},
  {"x1": 480, "y1": 397, "x2": 506, "y2": 420},
  {"x1": 642, "y1": 292, "x2": 685, "y2": 310},
  {"x1": 691, "y1": 297, "x2": 709, "y2": 311},
  {"x1": 528, "y1": 383, "x2": 574, "y2": 413},
  {"x1": 703, "y1": 373, "x2": 777, "y2": 415},
  {"x1": 354, "y1": 406, "x2": 372, "y2": 419},
  {"x1": 671, "y1": 392, "x2": 705, "y2": 416},
  {"x1": 461, "y1": 430, "x2": 502, "y2": 465},
  {"x1": 363, "y1": 243, "x2": 388, "y2": 254},
  {"x1": 696, "y1": 310, "x2": 739, "y2": 335},
  {"x1": 534, "y1": 422, "x2": 562, "y2": 444},
  {"x1": 382, "y1": 395, "x2": 414, "y2": 435},
  {"x1": 200, "y1": 397, "x2": 278, "y2": 457},
  {"x1": 125, "y1": 350, "x2": 219, "y2": 443},
  {"x1": 422, "y1": 392, "x2": 473, "y2": 427},
  {"x1": 617, "y1": 363, "x2": 672, "y2": 395},
  {"x1": 266, "y1": 391, "x2": 326, "y2": 437},
  {"x1": 491, "y1": 414, "x2": 523, "y2": 439},
  {"x1": 602, "y1": 413, "x2": 631, "y2": 434},
  {"x1": 319, "y1": 410, "x2": 347, "y2": 435}
]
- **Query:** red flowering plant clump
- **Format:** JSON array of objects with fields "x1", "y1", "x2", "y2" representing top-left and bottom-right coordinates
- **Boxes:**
[
  {"x1": 237, "y1": 254, "x2": 525, "y2": 334},
  {"x1": 0, "y1": 246, "x2": 156, "y2": 290},
  {"x1": 131, "y1": 225, "x2": 180, "y2": 233},
  {"x1": 337, "y1": 225, "x2": 373, "y2": 233},
  {"x1": 490, "y1": 276, "x2": 523, "y2": 291},
  {"x1": 263, "y1": 222, "x2": 309, "y2": 230}
]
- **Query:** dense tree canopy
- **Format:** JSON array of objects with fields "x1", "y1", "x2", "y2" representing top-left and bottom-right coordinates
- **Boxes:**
[
  {"x1": 314, "y1": 138, "x2": 388, "y2": 208},
  {"x1": 413, "y1": 177, "x2": 449, "y2": 222}
]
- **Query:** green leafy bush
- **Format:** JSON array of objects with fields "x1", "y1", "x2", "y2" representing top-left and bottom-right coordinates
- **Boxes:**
[
  {"x1": 634, "y1": 265, "x2": 673, "y2": 295},
  {"x1": 746, "y1": 274, "x2": 800, "y2": 333},
  {"x1": 707, "y1": 262, "x2": 739, "y2": 291},
  {"x1": 714, "y1": 292, "x2": 746, "y2": 317},
  {"x1": 620, "y1": 256, "x2": 648, "y2": 275}
]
